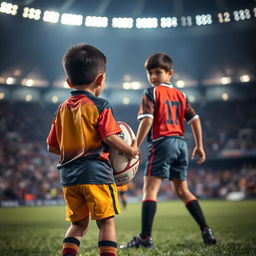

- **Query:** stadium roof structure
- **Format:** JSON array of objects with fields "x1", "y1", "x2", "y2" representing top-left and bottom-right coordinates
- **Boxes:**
[{"x1": 0, "y1": 0, "x2": 255, "y2": 91}]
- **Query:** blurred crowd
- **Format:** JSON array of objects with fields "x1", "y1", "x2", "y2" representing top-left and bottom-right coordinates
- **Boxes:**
[
  {"x1": 199, "y1": 99, "x2": 256, "y2": 157},
  {"x1": 0, "y1": 99, "x2": 256, "y2": 203}
]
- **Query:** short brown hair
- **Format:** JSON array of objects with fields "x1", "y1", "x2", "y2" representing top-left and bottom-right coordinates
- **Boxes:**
[
  {"x1": 145, "y1": 53, "x2": 173, "y2": 72},
  {"x1": 62, "y1": 44, "x2": 106, "y2": 86}
]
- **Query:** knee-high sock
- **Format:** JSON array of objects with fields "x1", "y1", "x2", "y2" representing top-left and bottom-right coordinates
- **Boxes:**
[
  {"x1": 62, "y1": 237, "x2": 80, "y2": 256},
  {"x1": 186, "y1": 199, "x2": 208, "y2": 231},
  {"x1": 98, "y1": 240, "x2": 117, "y2": 256},
  {"x1": 140, "y1": 200, "x2": 157, "y2": 239}
]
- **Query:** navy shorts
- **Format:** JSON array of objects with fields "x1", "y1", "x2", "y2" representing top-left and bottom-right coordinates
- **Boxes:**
[{"x1": 144, "y1": 136, "x2": 189, "y2": 180}]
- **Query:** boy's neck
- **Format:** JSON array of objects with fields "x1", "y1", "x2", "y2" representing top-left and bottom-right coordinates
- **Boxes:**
[{"x1": 73, "y1": 84, "x2": 97, "y2": 96}]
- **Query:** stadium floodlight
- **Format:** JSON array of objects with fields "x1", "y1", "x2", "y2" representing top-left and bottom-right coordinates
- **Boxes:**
[
  {"x1": 220, "y1": 77, "x2": 231, "y2": 85},
  {"x1": 0, "y1": 2, "x2": 18, "y2": 15},
  {"x1": 25, "y1": 94, "x2": 32, "y2": 102},
  {"x1": 61, "y1": 13, "x2": 83, "y2": 26},
  {"x1": 112, "y1": 17, "x2": 133, "y2": 28},
  {"x1": 122, "y1": 97, "x2": 130, "y2": 105},
  {"x1": 6, "y1": 77, "x2": 16, "y2": 85},
  {"x1": 222, "y1": 92, "x2": 229, "y2": 101},
  {"x1": 188, "y1": 95, "x2": 195, "y2": 102},
  {"x1": 195, "y1": 14, "x2": 212, "y2": 26},
  {"x1": 51, "y1": 96, "x2": 59, "y2": 103},
  {"x1": 22, "y1": 7, "x2": 41, "y2": 20},
  {"x1": 240, "y1": 74, "x2": 250, "y2": 83},
  {"x1": 122, "y1": 81, "x2": 142, "y2": 89},
  {"x1": 21, "y1": 78, "x2": 34, "y2": 87},
  {"x1": 136, "y1": 17, "x2": 158, "y2": 28},
  {"x1": 85, "y1": 16, "x2": 108, "y2": 27},
  {"x1": 0, "y1": 92, "x2": 5, "y2": 100},
  {"x1": 130, "y1": 81, "x2": 142, "y2": 89},
  {"x1": 176, "y1": 80, "x2": 185, "y2": 88},
  {"x1": 43, "y1": 10, "x2": 59, "y2": 23},
  {"x1": 26, "y1": 79, "x2": 34, "y2": 87},
  {"x1": 122, "y1": 82, "x2": 130, "y2": 89},
  {"x1": 181, "y1": 16, "x2": 193, "y2": 26},
  {"x1": 160, "y1": 17, "x2": 178, "y2": 28}
]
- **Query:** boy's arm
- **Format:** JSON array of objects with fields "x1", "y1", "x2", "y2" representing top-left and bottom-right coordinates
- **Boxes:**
[
  {"x1": 103, "y1": 134, "x2": 138, "y2": 161},
  {"x1": 136, "y1": 117, "x2": 153, "y2": 148},
  {"x1": 190, "y1": 118, "x2": 206, "y2": 164},
  {"x1": 47, "y1": 145, "x2": 61, "y2": 155}
]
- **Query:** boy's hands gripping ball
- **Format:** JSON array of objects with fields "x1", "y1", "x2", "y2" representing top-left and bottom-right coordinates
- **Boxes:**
[{"x1": 109, "y1": 121, "x2": 140, "y2": 186}]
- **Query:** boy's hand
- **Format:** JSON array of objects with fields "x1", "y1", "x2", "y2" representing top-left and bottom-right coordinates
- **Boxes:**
[
  {"x1": 126, "y1": 139, "x2": 139, "y2": 161},
  {"x1": 191, "y1": 147, "x2": 206, "y2": 164}
]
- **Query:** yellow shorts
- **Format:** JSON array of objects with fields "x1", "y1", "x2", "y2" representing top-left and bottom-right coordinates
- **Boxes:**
[{"x1": 63, "y1": 184, "x2": 121, "y2": 222}]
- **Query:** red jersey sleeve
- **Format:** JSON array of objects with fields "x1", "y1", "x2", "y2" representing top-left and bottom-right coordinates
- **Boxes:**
[
  {"x1": 184, "y1": 98, "x2": 199, "y2": 124},
  {"x1": 137, "y1": 88, "x2": 155, "y2": 120},
  {"x1": 97, "y1": 108, "x2": 122, "y2": 139},
  {"x1": 46, "y1": 120, "x2": 60, "y2": 149}
]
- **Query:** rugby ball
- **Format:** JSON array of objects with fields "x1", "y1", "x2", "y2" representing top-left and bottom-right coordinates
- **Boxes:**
[{"x1": 109, "y1": 121, "x2": 140, "y2": 186}]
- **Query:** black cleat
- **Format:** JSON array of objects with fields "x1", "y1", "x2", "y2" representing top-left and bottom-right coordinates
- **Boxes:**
[
  {"x1": 202, "y1": 228, "x2": 217, "y2": 245},
  {"x1": 120, "y1": 235, "x2": 153, "y2": 249}
]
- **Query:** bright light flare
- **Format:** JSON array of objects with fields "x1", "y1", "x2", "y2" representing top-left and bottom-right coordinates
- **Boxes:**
[
  {"x1": 85, "y1": 16, "x2": 108, "y2": 27},
  {"x1": 43, "y1": 10, "x2": 59, "y2": 23},
  {"x1": 61, "y1": 13, "x2": 83, "y2": 26}
]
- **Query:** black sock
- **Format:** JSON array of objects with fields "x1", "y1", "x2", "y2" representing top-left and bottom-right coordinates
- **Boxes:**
[
  {"x1": 186, "y1": 200, "x2": 208, "y2": 231},
  {"x1": 140, "y1": 200, "x2": 157, "y2": 239}
]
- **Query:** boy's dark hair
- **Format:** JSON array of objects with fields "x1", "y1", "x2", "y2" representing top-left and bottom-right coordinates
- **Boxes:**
[
  {"x1": 145, "y1": 53, "x2": 173, "y2": 72},
  {"x1": 63, "y1": 44, "x2": 106, "y2": 86}
]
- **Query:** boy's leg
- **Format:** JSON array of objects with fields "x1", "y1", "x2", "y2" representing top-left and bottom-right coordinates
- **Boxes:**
[
  {"x1": 141, "y1": 176, "x2": 161, "y2": 238},
  {"x1": 96, "y1": 216, "x2": 117, "y2": 256},
  {"x1": 171, "y1": 178, "x2": 216, "y2": 245},
  {"x1": 62, "y1": 217, "x2": 89, "y2": 256},
  {"x1": 120, "y1": 176, "x2": 161, "y2": 248}
]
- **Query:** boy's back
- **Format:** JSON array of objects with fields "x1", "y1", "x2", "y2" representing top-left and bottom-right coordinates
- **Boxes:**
[
  {"x1": 50, "y1": 90, "x2": 119, "y2": 165},
  {"x1": 138, "y1": 83, "x2": 197, "y2": 142},
  {"x1": 47, "y1": 90, "x2": 122, "y2": 186}
]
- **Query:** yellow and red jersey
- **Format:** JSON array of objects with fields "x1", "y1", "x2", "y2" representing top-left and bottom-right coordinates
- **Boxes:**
[
  {"x1": 47, "y1": 90, "x2": 122, "y2": 186},
  {"x1": 138, "y1": 83, "x2": 198, "y2": 142}
]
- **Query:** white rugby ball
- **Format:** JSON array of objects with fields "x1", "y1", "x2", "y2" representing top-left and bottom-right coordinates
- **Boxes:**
[{"x1": 109, "y1": 121, "x2": 140, "y2": 186}]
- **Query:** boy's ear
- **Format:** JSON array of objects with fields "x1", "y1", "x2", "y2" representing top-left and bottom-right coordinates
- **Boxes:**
[
  {"x1": 96, "y1": 73, "x2": 105, "y2": 86},
  {"x1": 66, "y1": 78, "x2": 74, "y2": 88},
  {"x1": 168, "y1": 69, "x2": 174, "y2": 76}
]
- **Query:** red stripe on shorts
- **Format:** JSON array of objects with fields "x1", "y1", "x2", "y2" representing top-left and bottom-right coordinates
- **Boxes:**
[{"x1": 147, "y1": 144, "x2": 155, "y2": 176}]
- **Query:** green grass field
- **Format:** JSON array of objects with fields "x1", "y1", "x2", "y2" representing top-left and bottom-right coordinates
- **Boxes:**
[{"x1": 0, "y1": 200, "x2": 256, "y2": 256}]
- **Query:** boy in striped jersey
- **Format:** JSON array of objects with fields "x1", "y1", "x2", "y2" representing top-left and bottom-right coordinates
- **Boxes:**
[{"x1": 120, "y1": 53, "x2": 216, "y2": 249}]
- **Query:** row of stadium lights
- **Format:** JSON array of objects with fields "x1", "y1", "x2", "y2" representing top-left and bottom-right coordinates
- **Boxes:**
[
  {"x1": 1, "y1": 74, "x2": 251, "y2": 88},
  {"x1": 0, "y1": 3, "x2": 177, "y2": 28},
  {"x1": 0, "y1": 74, "x2": 251, "y2": 104},
  {"x1": 1, "y1": 2, "x2": 255, "y2": 28},
  {"x1": 0, "y1": 90, "x2": 233, "y2": 104},
  {"x1": 0, "y1": 91, "x2": 131, "y2": 104}
]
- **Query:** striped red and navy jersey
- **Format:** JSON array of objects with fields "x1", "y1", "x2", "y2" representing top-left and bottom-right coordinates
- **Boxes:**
[
  {"x1": 137, "y1": 83, "x2": 199, "y2": 142},
  {"x1": 47, "y1": 90, "x2": 122, "y2": 166}
]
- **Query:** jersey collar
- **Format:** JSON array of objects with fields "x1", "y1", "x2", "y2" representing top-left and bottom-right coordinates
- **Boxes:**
[
  {"x1": 71, "y1": 90, "x2": 94, "y2": 96},
  {"x1": 159, "y1": 82, "x2": 174, "y2": 88}
]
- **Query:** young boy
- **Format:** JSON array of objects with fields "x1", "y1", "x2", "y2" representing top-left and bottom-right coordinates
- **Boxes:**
[
  {"x1": 46, "y1": 44, "x2": 138, "y2": 256},
  {"x1": 120, "y1": 53, "x2": 217, "y2": 249}
]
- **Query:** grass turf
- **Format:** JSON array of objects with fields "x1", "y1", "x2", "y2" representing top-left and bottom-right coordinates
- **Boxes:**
[{"x1": 0, "y1": 200, "x2": 256, "y2": 256}]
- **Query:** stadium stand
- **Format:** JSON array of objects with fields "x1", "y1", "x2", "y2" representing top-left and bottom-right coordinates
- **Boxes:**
[{"x1": 0, "y1": 99, "x2": 255, "y2": 205}]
